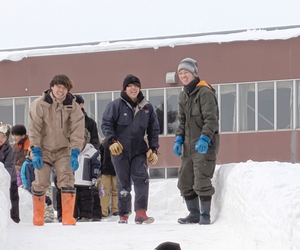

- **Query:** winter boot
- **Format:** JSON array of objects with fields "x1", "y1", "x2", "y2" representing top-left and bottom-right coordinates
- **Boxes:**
[
  {"x1": 32, "y1": 191, "x2": 46, "y2": 226},
  {"x1": 178, "y1": 196, "x2": 200, "y2": 224},
  {"x1": 118, "y1": 215, "x2": 129, "y2": 224},
  {"x1": 199, "y1": 196, "x2": 212, "y2": 225},
  {"x1": 61, "y1": 187, "x2": 77, "y2": 226},
  {"x1": 77, "y1": 217, "x2": 91, "y2": 222},
  {"x1": 135, "y1": 209, "x2": 155, "y2": 224}
]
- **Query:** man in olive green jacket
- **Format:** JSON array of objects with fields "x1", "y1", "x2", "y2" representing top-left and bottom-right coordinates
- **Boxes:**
[
  {"x1": 29, "y1": 74, "x2": 85, "y2": 226},
  {"x1": 173, "y1": 58, "x2": 219, "y2": 225}
]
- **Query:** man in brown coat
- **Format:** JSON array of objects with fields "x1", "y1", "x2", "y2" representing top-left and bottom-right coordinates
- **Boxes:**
[{"x1": 29, "y1": 74, "x2": 85, "y2": 226}]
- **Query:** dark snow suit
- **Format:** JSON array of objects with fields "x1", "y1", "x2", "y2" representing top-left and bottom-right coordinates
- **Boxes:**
[
  {"x1": 176, "y1": 80, "x2": 219, "y2": 198},
  {"x1": 101, "y1": 96, "x2": 159, "y2": 216}
]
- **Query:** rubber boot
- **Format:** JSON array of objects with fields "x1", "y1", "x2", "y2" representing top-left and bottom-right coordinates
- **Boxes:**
[
  {"x1": 199, "y1": 196, "x2": 211, "y2": 225},
  {"x1": 32, "y1": 193, "x2": 45, "y2": 226},
  {"x1": 135, "y1": 209, "x2": 155, "y2": 224},
  {"x1": 118, "y1": 215, "x2": 129, "y2": 224},
  {"x1": 61, "y1": 187, "x2": 76, "y2": 226},
  {"x1": 178, "y1": 196, "x2": 200, "y2": 224}
]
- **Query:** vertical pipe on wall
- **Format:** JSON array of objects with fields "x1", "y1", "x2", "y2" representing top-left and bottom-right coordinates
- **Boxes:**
[
  {"x1": 255, "y1": 82, "x2": 258, "y2": 131},
  {"x1": 274, "y1": 81, "x2": 277, "y2": 131}
]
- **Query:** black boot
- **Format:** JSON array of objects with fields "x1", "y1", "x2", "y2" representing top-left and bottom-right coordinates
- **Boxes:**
[
  {"x1": 199, "y1": 196, "x2": 211, "y2": 225},
  {"x1": 178, "y1": 196, "x2": 200, "y2": 224}
]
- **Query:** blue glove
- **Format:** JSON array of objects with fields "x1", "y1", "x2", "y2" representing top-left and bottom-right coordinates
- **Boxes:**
[
  {"x1": 32, "y1": 147, "x2": 43, "y2": 170},
  {"x1": 70, "y1": 148, "x2": 80, "y2": 171},
  {"x1": 195, "y1": 134, "x2": 211, "y2": 154},
  {"x1": 173, "y1": 136, "x2": 183, "y2": 157}
]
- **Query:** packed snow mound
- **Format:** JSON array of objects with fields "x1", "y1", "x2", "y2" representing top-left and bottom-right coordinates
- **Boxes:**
[{"x1": 0, "y1": 161, "x2": 300, "y2": 250}]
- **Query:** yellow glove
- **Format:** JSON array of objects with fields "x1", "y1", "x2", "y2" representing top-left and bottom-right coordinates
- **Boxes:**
[
  {"x1": 146, "y1": 149, "x2": 158, "y2": 164},
  {"x1": 109, "y1": 141, "x2": 123, "y2": 155}
]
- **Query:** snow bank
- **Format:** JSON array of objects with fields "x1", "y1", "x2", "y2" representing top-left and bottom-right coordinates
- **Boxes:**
[
  {"x1": 1, "y1": 161, "x2": 300, "y2": 249},
  {"x1": 0, "y1": 163, "x2": 11, "y2": 249},
  {"x1": 213, "y1": 161, "x2": 300, "y2": 250}
]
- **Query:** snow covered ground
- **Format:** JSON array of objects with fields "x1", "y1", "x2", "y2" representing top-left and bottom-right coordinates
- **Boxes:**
[{"x1": 1, "y1": 160, "x2": 300, "y2": 250}]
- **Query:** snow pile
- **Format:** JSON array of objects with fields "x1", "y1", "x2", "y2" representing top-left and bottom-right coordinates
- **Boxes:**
[
  {"x1": 0, "y1": 163, "x2": 11, "y2": 250},
  {"x1": 1, "y1": 161, "x2": 300, "y2": 249},
  {"x1": 213, "y1": 161, "x2": 300, "y2": 249}
]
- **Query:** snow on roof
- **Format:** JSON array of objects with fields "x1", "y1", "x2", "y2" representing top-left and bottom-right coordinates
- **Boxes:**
[{"x1": 1, "y1": 26, "x2": 300, "y2": 62}]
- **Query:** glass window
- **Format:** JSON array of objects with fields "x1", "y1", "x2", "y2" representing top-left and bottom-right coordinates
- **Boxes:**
[
  {"x1": 148, "y1": 89, "x2": 164, "y2": 134},
  {"x1": 220, "y1": 84, "x2": 236, "y2": 132},
  {"x1": 97, "y1": 92, "x2": 112, "y2": 137},
  {"x1": 113, "y1": 91, "x2": 120, "y2": 100},
  {"x1": 15, "y1": 98, "x2": 30, "y2": 127},
  {"x1": 167, "y1": 168, "x2": 179, "y2": 178},
  {"x1": 0, "y1": 98, "x2": 13, "y2": 126},
  {"x1": 258, "y1": 81, "x2": 274, "y2": 130},
  {"x1": 30, "y1": 96, "x2": 39, "y2": 103},
  {"x1": 80, "y1": 93, "x2": 95, "y2": 120},
  {"x1": 239, "y1": 83, "x2": 255, "y2": 131},
  {"x1": 149, "y1": 168, "x2": 165, "y2": 179},
  {"x1": 277, "y1": 80, "x2": 293, "y2": 130},
  {"x1": 166, "y1": 88, "x2": 182, "y2": 134},
  {"x1": 296, "y1": 80, "x2": 300, "y2": 128}
]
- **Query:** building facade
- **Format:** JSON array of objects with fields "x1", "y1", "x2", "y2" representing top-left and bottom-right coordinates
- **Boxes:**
[{"x1": 1, "y1": 28, "x2": 300, "y2": 178}]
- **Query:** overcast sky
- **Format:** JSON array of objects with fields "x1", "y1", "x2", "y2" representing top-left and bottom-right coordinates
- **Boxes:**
[{"x1": 1, "y1": 0, "x2": 300, "y2": 50}]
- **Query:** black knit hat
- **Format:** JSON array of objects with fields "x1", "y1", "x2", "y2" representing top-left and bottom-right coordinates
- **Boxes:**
[
  {"x1": 74, "y1": 95, "x2": 84, "y2": 104},
  {"x1": 123, "y1": 74, "x2": 141, "y2": 90},
  {"x1": 11, "y1": 124, "x2": 27, "y2": 136},
  {"x1": 155, "y1": 241, "x2": 181, "y2": 250}
]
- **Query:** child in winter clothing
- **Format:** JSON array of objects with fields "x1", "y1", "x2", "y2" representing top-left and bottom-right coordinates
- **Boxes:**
[
  {"x1": 0, "y1": 122, "x2": 20, "y2": 223},
  {"x1": 74, "y1": 129, "x2": 101, "y2": 222},
  {"x1": 11, "y1": 124, "x2": 30, "y2": 187},
  {"x1": 21, "y1": 148, "x2": 55, "y2": 222}
]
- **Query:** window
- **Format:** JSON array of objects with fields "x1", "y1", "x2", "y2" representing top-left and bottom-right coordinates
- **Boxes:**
[
  {"x1": 296, "y1": 80, "x2": 300, "y2": 128},
  {"x1": 239, "y1": 83, "x2": 255, "y2": 131},
  {"x1": 15, "y1": 98, "x2": 30, "y2": 127},
  {"x1": 80, "y1": 93, "x2": 95, "y2": 121},
  {"x1": 149, "y1": 168, "x2": 165, "y2": 179},
  {"x1": 166, "y1": 88, "x2": 182, "y2": 134},
  {"x1": 220, "y1": 84, "x2": 236, "y2": 132},
  {"x1": 258, "y1": 81, "x2": 274, "y2": 130},
  {"x1": 277, "y1": 80, "x2": 293, "y2": 130},
  {"x1": 0, "y1": 98, "x2": 13, "y2": 126},
  {"x1": 148, "y1": 89, "x2": 164, "y2": 135},
  {"x1": 97, "y1": 92, "x2": 112, "y2": 137}
]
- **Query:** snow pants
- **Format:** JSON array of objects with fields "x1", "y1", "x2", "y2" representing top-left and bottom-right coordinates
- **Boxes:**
[
  {"x1": 178, "y1": 150, "x2": 216, "y2": 199},
  {"x1": 74, "y1": 185, "x2": 93, "y2": 219},
  {"x1": 100, "y1": 174, "x2": 118, "y2": 217},
  {"x1": 10, "y1": 180, "x2": 20, "y2": 223},
  {"x1": 32, "y1": 147, "x2": 74, "y2": 193},
  {"x1": 111, "y1": 153, "x2": 149, "y2": 216}
]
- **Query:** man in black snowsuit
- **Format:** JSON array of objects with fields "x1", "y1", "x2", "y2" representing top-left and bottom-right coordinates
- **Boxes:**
[{"x1": 101, "y1": 74, "x2": 159, "y2": 224}]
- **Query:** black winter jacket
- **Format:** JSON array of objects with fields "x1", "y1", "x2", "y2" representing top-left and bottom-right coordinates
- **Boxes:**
[
  {"x1": 0, "y1": 140, "x2": 17, "y2": 182},
  {"x1": 99, "y1": 138, "x2": 116, "y2": 176},
  {"x1": 83, "y1": 110, "x2": 100, "y2": 150},
  {"x1": 101, "y1": 96, "x2": 159, "y2": 158}
]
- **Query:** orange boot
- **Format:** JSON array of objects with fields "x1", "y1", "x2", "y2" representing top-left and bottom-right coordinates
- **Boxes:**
[
  {"x1": 32, "y1": 194, "x2": 45, "y2": 226},
  {"x1": 61, "y1": 187, "x2": 76, "y2": 226}
]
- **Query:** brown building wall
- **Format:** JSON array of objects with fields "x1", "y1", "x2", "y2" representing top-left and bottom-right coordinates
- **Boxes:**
[{"x1": 1, "y1": 36, "x2": 300, "y2": 165}]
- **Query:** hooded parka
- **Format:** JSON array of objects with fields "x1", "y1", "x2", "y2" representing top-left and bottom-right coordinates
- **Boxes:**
[
  {"x1": 176, "y1": 80, "x2": 219, "y2": 198},
  {"x1": 29, "y1": 89, "x2": 85, "y2": 192}
]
